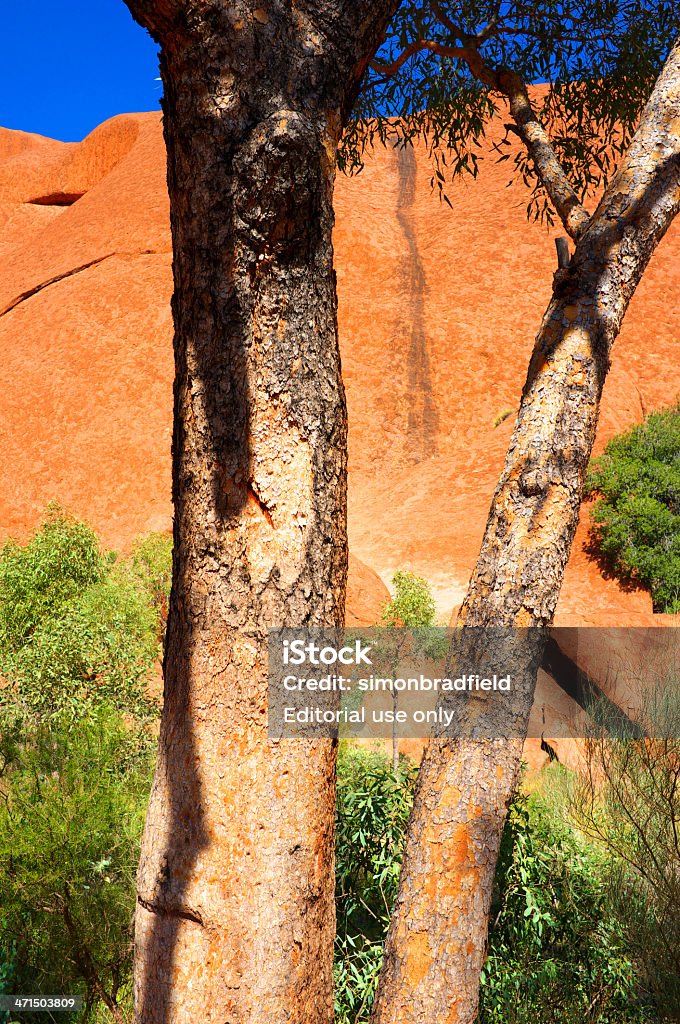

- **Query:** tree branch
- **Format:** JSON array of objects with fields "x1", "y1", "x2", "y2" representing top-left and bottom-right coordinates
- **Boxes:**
[
  {"x1": 477, "y1": 14, "x2": 502, "y2": 43},
  {"x1": 371, "y1": 32, "x2": 591, "y2": 241},
  {"x1": 370, "y1": 38, "x2": 468, "y2": 76},
  {"x1": 428, "y1": 0, "x2": 467, "y2": 41},
  {"x1": 497, "y1": 69, "x2": 591, "y2": 240}
]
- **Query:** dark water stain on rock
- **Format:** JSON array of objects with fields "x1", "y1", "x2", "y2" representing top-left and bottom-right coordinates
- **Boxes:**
[{"x1": 395, "y1": 143, "x2": 439, "y2": 462}]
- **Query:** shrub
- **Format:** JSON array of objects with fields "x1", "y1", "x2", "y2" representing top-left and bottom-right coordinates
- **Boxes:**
[
  {"x1": 333, "y1": 748, "x2": 653, "y2": 1024},
  {"x1": 334, "y1": 745, "x2": 417, "y2": 1024},
  {"x1": 0, "y1": 942, "x2": 15, "y2": 1024},
  {"x1": 0, "y1": 507, "x2": 165, "y2": 1022},
  {"x1": 0, "y1": 707, "x2": 153, "y2": 1023},
  {"x1": 0, "y1": 506, "x2": 160, "y2": 723},
  {"x1": 571, "y1": 704, "x2": 680, "y2": 1021},
  {"x1": 124, "y1": 533, "x2": 173, "y2": 645},
  {"x1": 379, "y1": 572, "x2": 441, "y2": 774},
  {"x1": 585, "y1": 402, "x2": 680, "y2": 612},
  {"x1": 380, "y1": 571, "x2": 436, "y2": 631},
  {"x1": 480, "y1": 779, "x2": 651, "y2": 1024}
]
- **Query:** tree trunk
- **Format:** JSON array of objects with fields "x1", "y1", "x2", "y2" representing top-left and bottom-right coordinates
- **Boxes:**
[
  {"x1": 370, "y1": 36, "x2": 680, "y2": 1024},
  {"x1": 120, "y1": 3, "x2": 399, "y2": 1022}
]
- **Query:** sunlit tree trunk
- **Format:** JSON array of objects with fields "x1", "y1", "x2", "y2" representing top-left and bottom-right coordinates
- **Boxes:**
[
  {"x1": 371, "y1": 36, "x2": 680, "y2": 1024},
  {"x1": 121, "y1": 3, "x2": 399, "y2": 1022}
]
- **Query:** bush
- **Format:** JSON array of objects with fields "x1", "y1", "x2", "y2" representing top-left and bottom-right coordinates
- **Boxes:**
[
  {"x1": 572, "y1": 707, "x2": 680, "y2": 1021},
  {"x1": 0, "y1": 506, "x2": 161, "y2": 723},
  {"x1": 334, "y1": 745, "x2": 417, "y2": 1024},
  {"x1": 0, "y1": 507, "x2": 166, "y2": 1022},
  {"x1": 480, "y1": 779, "x2": 651, "y2": 1024},
  {"x1": 0, "y1": 707, "x2": 153, "y2": 1023},
  {"x1": 585, "y1": 402, "x2": 680, "y2": 612},
  {"x1": 124, "y1": 533, "x2": 173, "y2": 645},
  {"x1": 334, "y1": 748, "x2": 653, "y2": 1024},
  {"x1": 0, "y1": 943, "x2": 15, "y2": 1024}
]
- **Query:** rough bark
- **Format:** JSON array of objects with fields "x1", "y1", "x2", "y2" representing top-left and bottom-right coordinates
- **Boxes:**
[
  {"x1": 120, "y1": 3, "x2": 399, "y2": 1022},
  {"x1": 370, "y1": 36, "x2": 680, "y2": 1024}
]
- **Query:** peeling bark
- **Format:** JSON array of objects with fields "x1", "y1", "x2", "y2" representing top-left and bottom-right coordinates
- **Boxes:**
[
  {"x1": 370, "y1": 36, "x2": 680, "y2": 1024},
  {"x1": 120, "y1": 2, "x2": 400, "y2": 1022}
]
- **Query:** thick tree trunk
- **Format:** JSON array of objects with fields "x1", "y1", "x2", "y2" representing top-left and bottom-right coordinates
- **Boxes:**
[
  {"x1": 371, "y1": 37, "x2": 680, "y2": 1024},
  {"x1": 120, "y1": 3, "x2": 399, "y2": 1022}
]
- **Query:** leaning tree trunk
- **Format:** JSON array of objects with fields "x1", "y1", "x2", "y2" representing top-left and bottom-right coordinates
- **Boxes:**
[
  {"x1": 370, "y1": 37, "x2": 680, "y2": 1024},
  {"x1": 121, "y1": 3, "x2": 399, "y2": 1023}
]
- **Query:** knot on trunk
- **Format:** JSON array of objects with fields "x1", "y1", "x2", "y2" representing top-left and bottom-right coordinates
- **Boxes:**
[
  {"x1": 233, "y1": 110, "x2": 325, "y2": 263},
  {"x1": 518, "y1": 466, "x2": 549, "y2": 497}
]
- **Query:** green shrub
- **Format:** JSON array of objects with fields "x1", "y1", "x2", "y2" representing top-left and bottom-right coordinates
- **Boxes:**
[
  {"x1": 380, "y1": 571, "x2": 436, "y2": 630},
  {"x1": 0, "y1": 504, "x2": 108, "y2": 649},
  {"x1": 480, "y1": 780, "x2": 651, "y2": 1024},
  {"x1": 334, "y1": 749, "x2": 653, "y2": 1024},
  {"x1": 0, "y1": 507, "x2": 165, "y2": 1022},
  {"x1": 0, "y1": 941, "x2": 15, "y2": 1024},
  {"x1": 0, "y1": 707, "x2": 153, "y2": 1023},
  {"x1": 572, "y1": 711, "x2": 680, "y2": 1021},
  {"x1": 124, "y1": 533, "x2": 173, "y2": 645},
  {"x1": 585, "y1": 402, "x2": 680, "y2": 612},
  {"x1": 378, "y1": 572, "x2": 441, "y2": 773},
  {"x1": 0, "y1": 507, "x2": 160, "y2": 723},
  {"x1": 334, "y1": 745, "x2": 417, "y2": 1024}
]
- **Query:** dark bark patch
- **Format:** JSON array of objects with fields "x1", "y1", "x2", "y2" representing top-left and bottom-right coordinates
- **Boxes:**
[{"x1": 137, "y1": 896, "x2": 204, "y2": 928}]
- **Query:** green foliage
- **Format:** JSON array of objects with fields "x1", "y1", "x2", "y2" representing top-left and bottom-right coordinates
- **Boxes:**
[
  {"x1": 0, "y1": 507, "x2": 161, "y2": 722},
  {"x1": 0, "y1": 503, "x2": 108, "y2": 648},
  {"x1": 333, "y1": 749, "x2": 653, "y2": 1024},
  {"x1": 377, "y1": 572, "x2": 443, "y2": 771},
  {"x1": 334, "y1": 745, "x2": 418, "y2": 1024},
  {"x1": 0, "y1": 940, "x2": 14, "y2": 1024},
  {"x1": 381, "y1": 570, "x2": 436, "y2": 629},
  {"x1": 0, "y1": 707, "x2": 153, "y2": 1023},
  {"x1": 342, "y1": 1, "x2": 680, "y2": 224},
  {"x1": 585, "y1": 401, "x2": 680, "y2": 612},
  {"x1": 124, "y1": 533, "x2": 173, "y2": 644},
  {"x1": 572, "y1": 710, "x2": 680, "y2": 1021},
  {"x1": 380, "y1": 570, "x2": 444, "y2": 658},
  {"x1": 0, "y1": 507, "x2": 165, "y2": 1022},
  {"x1": 480, "y1": 781, "x2": 651, "y2": 1024}
]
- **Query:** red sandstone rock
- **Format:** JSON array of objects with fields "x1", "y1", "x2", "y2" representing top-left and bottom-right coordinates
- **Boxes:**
[{"x1": 0, "y1": 111, "x2": 678, "y2": 643}]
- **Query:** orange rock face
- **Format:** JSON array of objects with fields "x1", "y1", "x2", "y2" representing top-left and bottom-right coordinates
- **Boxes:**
[{"x1": 0, "y1": 111, "x2": 678, "y2": 636}]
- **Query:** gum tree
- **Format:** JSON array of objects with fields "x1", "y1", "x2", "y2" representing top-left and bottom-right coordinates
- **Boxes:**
[
  {"x1": 119, "y1": 2, "x2": 400, "y2": 1022},
  {"x1": 358, "y1": 10, "x2": 680, "y2": 1022},
  {"x1": 380, "y1": 570, "x2": 437, "y2": 774},
  {"x1": 345, "y1": 0, "x2": 680, "y2": 233}
]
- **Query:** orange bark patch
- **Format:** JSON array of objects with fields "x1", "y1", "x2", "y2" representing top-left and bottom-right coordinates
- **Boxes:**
[
  {"x1": 406, "y1": 931, "x2": 432, "y2": 988},
  {"x1": 514, "y1": 608, "x2": 536, "y2": 627},
  {"x1": 448, "y1": 823, "x2": 474, "y2": 872},
  {"x1": 423, "y1": 822, "x2": 478, "y2": 900}
]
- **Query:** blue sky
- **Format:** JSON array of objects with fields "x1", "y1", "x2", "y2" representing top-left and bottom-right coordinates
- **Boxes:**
[{"x1": 0, "y1": 2, "x2": 161, "y2": 142}]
